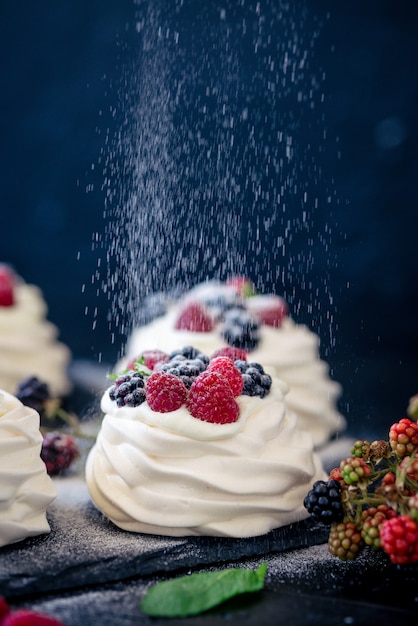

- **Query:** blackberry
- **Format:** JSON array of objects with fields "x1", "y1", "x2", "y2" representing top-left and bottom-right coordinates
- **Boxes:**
[
  {"x1": 303, "y1": 479, "x2": 344, "y2": 525},
  {"x1": 109, "y1": 372, "x2": 146, "y2": 407},
  {"x1": 203, "y1": 295, "x2": 243, "y2": 320},
  {"x1": 234, "y1": 360, "x2": 272, "y2": 397},
  {"x1": 161, "y1": 352, "x2": 208, "y2": 389},
  {"x1": 15, "y1": 376, "x2": 50, "y2": 415},
  {"x1": 41, "y1": 432, "x2": 79, "y2": 476},
  {"x1": 221, "y1": 308, "x2": 260, "y2": 351},
  {"x1": 168, "y1": 346, "x2": 209, "y2": 366}
]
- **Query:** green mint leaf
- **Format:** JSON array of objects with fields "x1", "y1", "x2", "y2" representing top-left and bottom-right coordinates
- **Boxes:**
[
  {"x1": 140, "y1": 563, "x2": 267, "y2": 618},
  {"x1": 107, "y1": 357, "x2": 150, "y2": 380}
]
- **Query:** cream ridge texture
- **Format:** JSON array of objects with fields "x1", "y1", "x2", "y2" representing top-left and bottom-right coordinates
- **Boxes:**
[
  {"x1": 86, "y1": 376, "x2": 326, "y2": 538},
  {"x1": 121, "y1": 286, "x2": 345, "y2": 448},
  {"x1": 0, "y1": 390, "x2": 56, "y2": 548},
  {"x1": 0, "y1": 277, "x2": 71, "y2": 396}
]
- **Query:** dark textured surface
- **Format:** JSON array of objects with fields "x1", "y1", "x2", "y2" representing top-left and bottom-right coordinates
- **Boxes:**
[
  {"x1": 4, "y1": 542, "x2": 418, "y2": 625},
  {"x1": 0, "y1": 487, "x2": 328, "y2": 598}
]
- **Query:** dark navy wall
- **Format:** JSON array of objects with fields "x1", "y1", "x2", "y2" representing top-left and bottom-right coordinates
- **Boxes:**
[{"x1": 1, "y1": 0, "x2": 417, "y2": 436}]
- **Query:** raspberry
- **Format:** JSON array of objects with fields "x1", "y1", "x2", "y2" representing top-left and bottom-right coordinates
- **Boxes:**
[
  {"x1": 174, "y1": 303, "x2": 214, "y2": 332},
  {"x1": 146, "y1": 372, "x2": 188, "y2": 413},
  {"x1": 389, "y1": 418, "x2": 418, "y2": 457},
  {"x1": 360, "y1": 505, "x2": 396, "y2": 549},
  {"x1": 340, "y1": 457, "x2": 371, "y2": 486},
  {"x1": 41, "y1": 432, "x2": 79, "y2": 476},
  {"x1": 210, "y1": 347, "x2": 248, "y2": 362},
  {"x1": 234, "y1": 360, "x2": 272, "y2": 398},
  {"x1": 1, "y1": 609, "x2": 64, "y2": 626},
  {"x1": 380, "y1": 515, "x2": 418, "y2": 564},
  {"x1": 303, "y1": 479, "x2": 343, "y2": 525},
  {"x1": 109, "y1": 372, "x2": 146, "y2": 407},
  {"x1": 246, "y1": 294, "x2": 288, "y2": 328},
  {"x1": 15, "y1": 376, "x2": 50, "y2": 416},
  {"x1": 0, "y1": 265, "x2": 15, "y2": 307},
  {"x1": 328, "y1": 521, "x2": 363, "y2": 560},
  {"x1": 127, "y1": 350, "x2": 169, "y2": 371},
  {"x1": 186, "y1": 371, "x2": 239, "y2": 424},
  {"x1": 207, "y1": 357, "x2": 243, "y2": 397}
]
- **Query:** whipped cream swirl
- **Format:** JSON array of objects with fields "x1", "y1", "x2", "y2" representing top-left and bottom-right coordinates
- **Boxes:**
[
  {"x1": 0, "y1": 281, "x2": 71, "y2": 396},
  {"x1": 0, "y1": 390, "x2": 56, "y2": 547},
  {"x1": 86, "y1": 377, "x2": 326, "y2": 538}
]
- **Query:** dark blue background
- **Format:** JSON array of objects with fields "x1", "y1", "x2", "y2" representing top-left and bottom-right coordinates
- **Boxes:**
[{"x1": 1, "y1": 0, "x2": 417, "y2": 438}]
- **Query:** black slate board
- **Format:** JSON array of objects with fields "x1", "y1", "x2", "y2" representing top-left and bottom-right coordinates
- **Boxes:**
[
  {"x1": 0, "y1": 483, "x2": 329, "y2": 598},
  {"x1": 4, "y1": 546, "x2": 418, "y2": 626}
]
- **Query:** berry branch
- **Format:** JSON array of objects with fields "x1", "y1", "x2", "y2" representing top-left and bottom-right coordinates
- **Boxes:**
[{"x1": 304, "y1": 396, "x2": 418, "y2": 564}]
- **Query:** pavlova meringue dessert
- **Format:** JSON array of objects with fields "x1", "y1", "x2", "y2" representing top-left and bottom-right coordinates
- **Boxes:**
[
  {"x1": 86, "y1": 346, "x2": 326, "y2": 537},
  {"x1": 0, "y1": 389, "x2": 56, "y2": 548},
  {"x1": 119, "y1": 279, "x2": 345, "y2": 448},
  {"x1": 0, "y1": 264, "x2": 71, "y2": 396}
]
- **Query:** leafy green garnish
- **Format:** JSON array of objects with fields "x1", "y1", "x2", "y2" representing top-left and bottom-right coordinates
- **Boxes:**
[
  {"x1": 107, "y1": 356, "x2": 150, "y2": 380},
  {"x1": 140, "y1": 563, "x2": 267, "y2": 618}
]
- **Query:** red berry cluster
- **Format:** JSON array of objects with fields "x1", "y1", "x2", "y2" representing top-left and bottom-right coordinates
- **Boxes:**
[
  {"x1": 117, "y1": 347, "x2": 273, "y2": 424},
  {"x1": 305, "y1": 395, "x2": 418, "y2": 564},
  {"x1": 145, "y1": 354, "x2": 245, "y2": 424}
]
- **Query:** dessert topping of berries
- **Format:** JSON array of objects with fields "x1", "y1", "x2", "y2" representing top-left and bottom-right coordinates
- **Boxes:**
[
  {"x1": 174, "y1": 302, "x2": 214, "y2": 332},
  {"x1": 15, "y1": 376, "x2": 50, "y2": 416},
  {"x1": 303, "y1": 479, "x2": 344, "y2": 525},
  {"x1": 221, "y1": 308, "x2": 260, "y2": 351},
  {"x1": 109, "y1": 372, "x2": 146, "y2": 407},
  {"x1": 234, "y1": 360, "x2": 272, "y2": 398},
  {"x1": 110, "y1": 347, "x2": 275, "y2": 423},
  {"x1": 146, "y1": 371, "x2": 188, "y2": 413},
  {"x1": 207, "y1": 356, "x2": 244, "y2": 397},
  {"x1": 0, "y1": 265, "x2": 15, "y2": 307},
  {"x1": 41, "y1": 431, "x2": 79, "y2": 476},
  {"x1": 186, "y1": 371, "x2": 240, "y2": 424}
]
